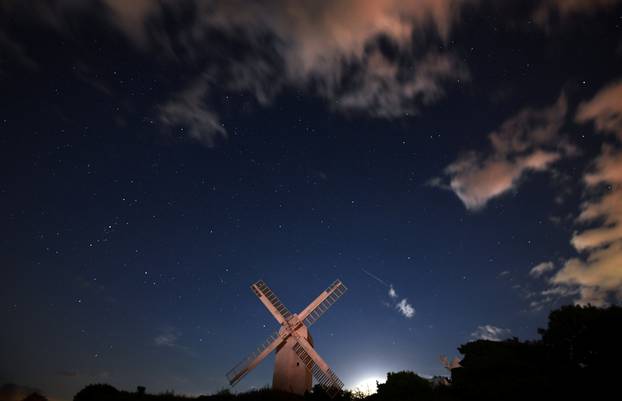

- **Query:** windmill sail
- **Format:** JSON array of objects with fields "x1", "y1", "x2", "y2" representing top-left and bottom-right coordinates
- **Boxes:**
[
  {"x1": 299, "y1": 280, "x2": 347, "y2": 327},
  {"x1": 226, "y1": 330, "x2": 284, "y2": 386},
  {"x1": 292, "y1": 341, "x2": 344, "y2": 397},
  {"x1": 251, "y1": 280, "x2": 293, "y2": 324}
]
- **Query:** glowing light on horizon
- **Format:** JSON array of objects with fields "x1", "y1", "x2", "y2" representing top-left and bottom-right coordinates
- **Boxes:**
[{"x1": 351, "y1": 376, "x2": 386, "y2": 395}]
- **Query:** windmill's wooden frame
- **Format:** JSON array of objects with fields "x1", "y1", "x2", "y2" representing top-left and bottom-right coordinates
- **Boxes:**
[{"x1": 226, "y1": 279, "x2": 347, "y2": 397}]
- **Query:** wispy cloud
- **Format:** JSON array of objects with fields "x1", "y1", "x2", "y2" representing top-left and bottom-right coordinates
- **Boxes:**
[
  {"x1": 328, "y1": 50, "x2": 468, "y2": 118},
  {"x1": 471, "y1": 325, "x2": 511, "y2": 341},
  {"x1": 576, "y1": 79, "x2": 622, "y2": 142},
  {"x1": 151, "y1": 326, "x2": 198, "y2": 357},
  {"x1": 0, "y1": 31, "x2": 37, "y2": 71},
  {"x1": 534, "y1": 0, "x2": 622, "y2": 27},
  {"x1": 4, "y1": 1, "x2": 617, "y2": 148},
  {"x1": 529, "y1": 261, "x2": 555, "y2": 278},
  {"x1": 432, "y1": 94, "x2": 571, "y2": 210},
  {"x1": 362, "y1": 269, "x2": 415, "y2": 319},
  {"x1": 1, "y1": 0, "x2": 470, "y2": 146},
  {"x1": 528, "y1": 80, "x2": 622, "y2": 307},
  {"x1": 159, "y1": 74, "x2": 227, "y2": 147},
  {"x1": 550, "y1": 154, "x2": 622, "y2": 305},
  {"x1": 396, "y1": 298, "x2": 415, "y2": 318},
  {"x1": 154, "y1": 327, "x2": 181, "y2": 348}
]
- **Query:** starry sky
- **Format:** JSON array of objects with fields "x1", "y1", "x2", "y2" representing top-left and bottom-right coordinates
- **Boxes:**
[{"x1": 1, "y1": 1, "x2": 622, "y2": 400}]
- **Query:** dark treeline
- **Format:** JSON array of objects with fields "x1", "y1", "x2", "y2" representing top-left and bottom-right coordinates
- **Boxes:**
[{"x1": 7, "y1": 305, "x2": 621, "y2": 401}]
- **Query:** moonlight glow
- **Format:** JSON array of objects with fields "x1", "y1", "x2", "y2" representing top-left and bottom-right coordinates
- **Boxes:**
[{"x1": 352, "y1": 377, "x2": 386, "y2": 395}]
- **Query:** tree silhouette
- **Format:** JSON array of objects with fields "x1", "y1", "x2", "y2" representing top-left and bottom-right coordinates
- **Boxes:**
[
  {"x1": 538, "y1": 304, "x2": 622, "y2": 398},
  {"x1": 540, "y1": 304, "x2": 622, "y2": 369},
  {"x1": 451, "y1": 339, "x2": 550, "y2": 401},
  {"x1": 21, "y1": 393, "x2": 48, "y2": 401},
  {"x1": 375, "y1": 371, "x2": 433, "y2": 401},
  {"x1": 74, "y1": 384, "x2": 121, "y2": 401}
]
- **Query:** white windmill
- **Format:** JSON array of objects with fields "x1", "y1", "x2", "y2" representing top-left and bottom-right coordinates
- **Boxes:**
[{"x1": 226, "y1": 279, "x2": 347, "y2": 397}]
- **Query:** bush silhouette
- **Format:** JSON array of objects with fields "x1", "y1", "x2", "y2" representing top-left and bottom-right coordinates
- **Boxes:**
[
  {"x1": 74, "y1": 384, "x2": 121, "y2": 401},
  {"x1": 375, "y1": 371, "x2": 432, "y2": 401},
  {"x1": 451, "y1": 339, "x2": 550, "y2": 401},
  {"x1": 450, "y1": 304, "x2": 622, "y2": 400},
  {"x1": 21, "y1": 393, "x2": 48, "y2": 401}
]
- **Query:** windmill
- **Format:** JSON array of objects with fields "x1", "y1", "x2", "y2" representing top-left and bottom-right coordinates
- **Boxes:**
[{"x1": 226, "y1": 279, "x2": 347, "y2": 397}]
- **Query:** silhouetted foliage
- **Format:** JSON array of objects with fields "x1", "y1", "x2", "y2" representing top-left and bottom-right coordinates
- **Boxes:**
[
  {"x1": 540, "y1": 304, "x2": 622, "y2": 371},
  {"x1": 74, "y1": 384, "x2": 121, "y2": 401},
  {"x1": 21, "y1": 393, "x2": 48, "y2": 401},
  {"x1": 452, "y1": 339, "x2": 551, "y2": 401},
  {"x1": 375, "y1": 371, "x2": 431, "y2": 401},
  {"x1": 540, "y1": 304, "x2": 622, "y2": 399},
  {"x1": 200, "y1": 388, "x2": 302, "y2": 401},
  {"x1": 68, "y1": 305, "x2": 621, "y2": 401},
  {"x1": 0, "y1": 384, "x2": 42, "y2": 401},
  {"x1": 451, "y1": 304, "x2": 622, "y2": 401},
  {"x1": 304, "y1": 385, "x2": 353, "y2": 401}
]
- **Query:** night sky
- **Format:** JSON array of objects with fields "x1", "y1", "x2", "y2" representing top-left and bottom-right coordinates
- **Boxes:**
[{"x1": 2, "y1": 1, "x2": 622, "y2": 400}]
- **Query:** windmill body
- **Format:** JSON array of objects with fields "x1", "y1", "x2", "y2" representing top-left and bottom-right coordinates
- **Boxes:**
[
  {"x1": 273, "y1": 323, "x2": 313, "y2": 394},
  {"x1": 226, "y1": 279, "x2": 347, "y2": 397}
]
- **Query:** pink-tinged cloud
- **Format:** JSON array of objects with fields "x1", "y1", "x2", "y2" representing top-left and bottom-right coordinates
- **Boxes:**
[
  {"x1": 437, "y1": 94, "x2": 569, "y2": 210},
  {"x1": 470, "y1": 325, "x2": 511, "y2": 341},
  {"x1": 446, "y1": 151, "x2": 561, "y2": 210},
  {"x1": 3, "y1": 0, "x2": 470, "y2": 145},
  {"x1": 576, "y1": 80, "x2": 622, "y2": 141},
  {"x1": 530, "y1": 261, "x2": 555, "y2": 277},
  {"x1": 200, "y1": 0, "x2": 464, "y2": 79},
  {"x1": 333, "y1": 51, "x2": 469, "y2": 117},
  {"x1": 101, "y1": 0, "x2": 157, "y2": 46},
  {"x1": 534, "y1": 0, "x2": 621, "y2": 26},
  {"x1": 159, "y1": 74, "x2": 227, "y2": 147},
  {"x1": 189, "y1": 0, "x2": 470, "y2": 136},
  {"x1": 548, "y1": 80, "x2": 622, "y2": 306}
]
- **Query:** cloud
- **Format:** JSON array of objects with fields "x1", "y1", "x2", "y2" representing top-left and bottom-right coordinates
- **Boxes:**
[
  {"x1": 550, "y1": 183, "x2": 622, "y2": 305},
  {"x1": 543, "y1": 81, "x2": 622, "y2": 306},
  {"x1": 100, "y1": 0, "x2": 158, "y2": 46},
  {"x1": 182, "y1": 0, "x2": 469, "y2": 137},
  {"x1": 1, "y1": 0, "x2": 471, "y2": 145},
  {"x1": 0, "y1": 31, "x2": 37, "y2": 71},
  {"x1": 529, "y1": 261, "x2": 555, "y2": 277},
  {"x1": 396, "y1": 298, "x2": 415, "y2": 318},
  {"x1": 199, "y1": 0, "x2": 464, "y2": 78},
  {"x1": 388, "y1": 285, "x2": 398, "y2": 299},
  {"x1": 152, "y1": 326, "x2": 198, "y2": 357},
  {"x1": 154, "y1": 327, "x2": 181, "y2": 347},
  {"x1": 576, "y1": 80, "x2": 622, "y2": 141},
  {"x1": 534, "y1": 0, "x2": 621, "y2": 26},
  {"x1": 436, "y1": 94, "x2": 569, "y2": 210},
  {"x1": 328, "y1": 50, "x2": 469, "y2": 118},
  {"x1": 362, "y1": 269, "x2": 416, "y2": 319},
  {"x1": 445, "y1": 150, "x2": 562, "y2": 210},
  {"x1": 584, "y1": 144, "x2": 622, "y2": 186},
  {"x1": 159, "y1": 75, "x2": 227, "y2": 147},
  {"x1": 470, "y1": 325, "x2": 511, "y2": 341}
]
